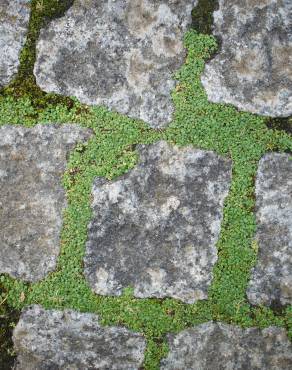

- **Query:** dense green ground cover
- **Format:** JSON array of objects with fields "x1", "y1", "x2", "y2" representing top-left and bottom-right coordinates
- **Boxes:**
[{"x1": 0, "y1": 1, "x2": 291, "y2": 368}]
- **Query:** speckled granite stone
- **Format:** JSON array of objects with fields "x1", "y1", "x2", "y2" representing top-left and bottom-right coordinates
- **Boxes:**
[
  {"x1": 13, "y1": 305, "x2": 146, "y2": 370},
  {"x1": 201, "y1": 0, "x2": 292, "y2": 117},
  {"x1": 0, "y1": 124, "x2": 92, "y2": 282},
  {"x1": 161, "y1": 322, "x2": 292, "y2": 369},
  {"x1": 247, "y1": 153, "x2": 292, "y2": 306},
  {"x1": 34, "y1": 0, "x2": 197, "y2": 128},
  {"x1": 84, "y1": 141, "x2": 232, "y2": 303},
  {"x1": 0, "y1": 0, "x2": 31, "y2": 87}
]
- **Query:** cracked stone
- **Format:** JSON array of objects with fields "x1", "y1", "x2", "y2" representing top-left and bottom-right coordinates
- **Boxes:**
[
  {"x1": 0, "y1": 0, "x2": 31, "y2": 87},
  {"x1": 201, "y1": 0, "x2": 292, "y2": 117},
  {"x1": 247, "y1": 153, "x2": 292, "y2": 306},
  {"x1": 0, "y1": 124, "x2": 92, "y2": 282},
  {"x1": 161, "y1": 322, "x2": 292, "y2": 369},
  {"x1": 34, "y1": 0, "x2": 197, "y2": 128},
  {"x1": 13, "y1": 305, "x2": 146, "y2": 370},
  {"x1": 84, "y1": 141, "x2": 232, "y2": 303}
]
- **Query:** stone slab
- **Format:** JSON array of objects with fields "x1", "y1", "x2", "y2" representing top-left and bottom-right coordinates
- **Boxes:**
[
  {"x1": 247, "y1": 153, "x2": 292, "y2": 306},
  {"x1": 13, "y1": 305, "x2": 146, "y2": 369},
  {"x1": 34, "y1": 0, "x2": 197, "y2": 128},
  {"x1": 0, "y1": 124, "x2": 92, "y2": 282},
  {"x1": 161, "y1": 322, "x2": 292, "y2": 369},
  {"x1": 201, "y1": 0, "x2": 292, "y2": 117},
  {"x1": 0, "y1": 0, "x2": 31, "y2": 87},
  {"x1": 84, "y1": 141, "x2": 231, "y2": 303}
]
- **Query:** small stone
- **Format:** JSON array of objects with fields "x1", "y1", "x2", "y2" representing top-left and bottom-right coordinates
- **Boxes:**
[
  {"x1": 0, "y1": 0, "x2": 31, "y2": 87},
  {"x1": 84, "y1": 141, "x2": 231, "y2": 303},
  {"x1": 34, "y1": 0, "x2": 197, "y2": 128},
  {"x1": 0, "y1": 124, "x2": 92, "y2": 282},
  {"x1": 13, "y1": 305, "x2": 146, "y2": 369},
  {"x1": 247, "y1": 153, "x2": 292, "y2": 306},
  {"x1": 201, "y1": 0, "x2": 292, "y2": 117},
  {"x1": 161, "y1": 322, "x2": 292, "y2": 369}
]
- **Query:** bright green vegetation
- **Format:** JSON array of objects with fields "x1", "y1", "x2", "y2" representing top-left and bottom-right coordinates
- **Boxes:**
[{"x1": 0, "y1": 1, "x2": 291, "y2": 369}]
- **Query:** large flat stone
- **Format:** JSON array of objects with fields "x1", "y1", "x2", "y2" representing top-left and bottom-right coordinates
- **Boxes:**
[
  {"x1": 161, "y1": 322, "x2": 292, "y2": 369},
  {"x1": 201, "y1": 0, "x2": 292, "y2": 117},
  {"x1": 13, "y1": 305, "x2": 146, "y2": 369},
  {"x1": 34, "y1": 0, "x2": 197, "y2": 128},
  {"x1": 0, "y1": 124, "x2": 92, "y2": 282},
  {"x1": 247, "y1": 153, "x2": 292, "y2": 306},
  {"x1": 84, "y1": 141, "x2": 231, "y2": 303},
  {"x1": 0, "y1": 0, "x2": 31, "y2": 87}
]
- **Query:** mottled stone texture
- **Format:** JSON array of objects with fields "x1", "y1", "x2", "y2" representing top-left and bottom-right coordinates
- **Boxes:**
[
  {"x1": 201, "y1": 0, "x2": 292, "y2": 117},
  {"x1": 0, "y1": 124, "x2": 91, "y2": 282},
  {"x1": 161, "y1": 322, "x2": 292, "y2": 369},
  {"x1": 85, "y1": 141, "x2": 231, "y2": 303},
  {"x1": 247, "y1": 153, "x2": 292, "y2": 306},
  {"x1": 13, "y1": 305, "x2": 146, "y2": 370},
  {"x1": 34, "y1": 0, "x2": 197, "y2": 128},
  {"x1": 0, "y1": 0, "x2": 31, "y2": 87}
]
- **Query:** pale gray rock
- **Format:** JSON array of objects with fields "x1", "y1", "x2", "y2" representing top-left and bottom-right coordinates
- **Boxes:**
[
  {"x1": 13, "y1": 305, "x2": 146, "y2": 370},
  {"x1": 247, "y1": 153, "x2": 292, "y2": 306},
  {"x1": 84, "y1": 141, "x2": 231, "y2": 303},
  {"x1": 0, "y1": 0, "x2": 31, "y2": 87},
  {"x1": 34, "y1": 0, "x2": 197, "y2": 128},
  {"x1": 0, "y1": 124, "x2": 92, "y2": 282},
  {"x1": 201, "y1": 0, "x2": 292, "y2": 117},
  {"x1": 161, "y1": 322, "x2": 292, "y2": 369}
]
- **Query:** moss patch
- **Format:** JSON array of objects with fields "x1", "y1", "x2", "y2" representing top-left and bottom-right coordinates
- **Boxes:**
[{"x1": 0, "y1": 2, "x2": 291, "y2": 369}]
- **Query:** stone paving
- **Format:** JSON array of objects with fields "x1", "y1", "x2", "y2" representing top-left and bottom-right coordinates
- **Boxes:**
[
  {"x1": 0, "y1": 0, "x2": 291, "y2": 369},
  {"x1": 34, "y1": 0, "x2": 197, "y2": 128},
  {"x1": 161, "y1": 322, "x2": 292, "y2": 369},
  {"x1": 84, "y1": 141, "x2": 231, "y2": 303},
  {"x1": 201, "y1": 0, "x2": 292, "y2": 117},
  {"x1": 0, "y1": 0, "x2": 30, "y2": 88},
  {"x1": 0, "y1": 124, "x2": 92, "y2": 282},
  {"x1": 247, "y1": 153, "x2": 292, "y2": 306},
  {"x1": 13, "y1": 305, "x2": 146, "y2": 369}
]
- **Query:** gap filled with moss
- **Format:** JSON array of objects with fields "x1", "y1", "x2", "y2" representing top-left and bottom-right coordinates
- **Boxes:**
[{"x1": 0, "y1": 1, "x2": 291, "y2": 369}]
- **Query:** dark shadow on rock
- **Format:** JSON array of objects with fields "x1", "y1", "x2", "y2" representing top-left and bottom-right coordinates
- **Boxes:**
[
  {"x1": 266, "y1": 116, "x2": 292, "y2": 135},
  {"x1": 191, "y1": 0, "x2": 219, "y2": 35},
  {"x1": 0, "y1": 284, "x2": 20, "y2": 370}
]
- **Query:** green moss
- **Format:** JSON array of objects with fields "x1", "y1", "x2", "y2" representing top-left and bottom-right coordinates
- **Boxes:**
[{"x1": 0, "y1": 2, "x2": 292, "y2": 369}]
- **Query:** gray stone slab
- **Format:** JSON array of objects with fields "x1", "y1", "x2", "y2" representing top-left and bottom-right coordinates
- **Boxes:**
[
  {"x1": 161, "y1": 322, "x2": 292, "y2": 370},
  {"x1": 201, "y1": 0, "x2": 292, "y2": 117},
  {"x1": 0, "y1": 0, "x2": 31, "y2": 87},
  {"x1": 0, "y1": 124, "x2": 92, "y2": 282},
  {"x1": 13, "y1": 305, "x2": 146, "y2": 370},
  {"x1": 34, "y1": 0, "x2": 197, "y2": 128},
  {"x1": 247, "y1": 153, "x2": 292, "y2": 306},
  {"x1": 84, "y1": 141, "x2": 231, "y2": 303}
]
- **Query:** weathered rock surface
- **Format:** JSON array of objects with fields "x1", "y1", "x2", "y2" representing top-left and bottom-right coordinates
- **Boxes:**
[
  {"x1": 247, "y1": 153, "x2": 292, "y2": 306},
  {"x1": 34, "y1": 0, "x2": 197, "y2": 128},
  {"x1": 161, "y1": 322, "x2": 292, "y2": 369},
  {"x1": 84, "y1": 141, "x2": 231, "y2": 303},
  {"x1": 0, "y1": 0, "x2": 31, "y2": 87},
  {"x1": 201, "y1": 0, "x2": 292, "y2": 117},
  {"x1": 0, "y1": 124, "x2": 91, "y2": 282},
  {"x1": 13, "y1": 305, "x2": 146, "y2": 369}
]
